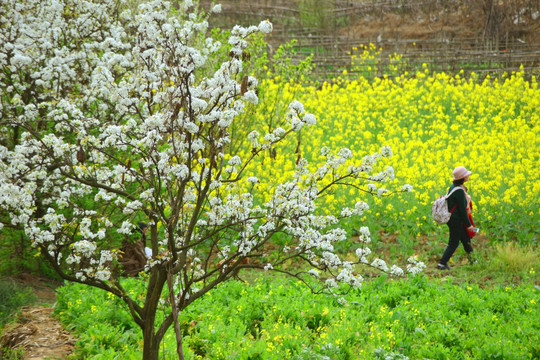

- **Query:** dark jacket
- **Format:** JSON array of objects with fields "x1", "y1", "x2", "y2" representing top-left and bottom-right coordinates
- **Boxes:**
[
  {"x1": 118, "y1": 239, "x2": 147, "y2": 277},
  {"x1": 447, "y1": 185, "x2": 472, "y2": 228}
]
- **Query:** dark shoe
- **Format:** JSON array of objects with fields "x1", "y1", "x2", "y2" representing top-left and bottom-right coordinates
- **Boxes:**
[
  {"x1": 437, "y1": 263, "x2": 451, "y2": 270},
  {"x1": 467, "y1": 253, "x2": 478, "y2": 265}
]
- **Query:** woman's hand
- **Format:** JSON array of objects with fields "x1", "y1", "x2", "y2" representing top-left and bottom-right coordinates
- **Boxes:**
[{"x1": 467, "y1": 226, "x2": 475, "y2": 232}]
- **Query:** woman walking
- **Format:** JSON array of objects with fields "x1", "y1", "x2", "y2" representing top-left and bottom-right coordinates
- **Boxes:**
[{"x1": 437, "y1": 166, "x2": 476, "y2": 270}]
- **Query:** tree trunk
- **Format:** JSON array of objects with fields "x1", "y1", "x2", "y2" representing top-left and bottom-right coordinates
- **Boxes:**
[
  {"x1": 167, "y1": 268, "x2": 185, "y2": 359},
  {"x1": 142, "y1": 268, "x2": 168, "y2": 360},
  {"x1": 142, "y1": 324, "x2": 161, "y2": 360}
]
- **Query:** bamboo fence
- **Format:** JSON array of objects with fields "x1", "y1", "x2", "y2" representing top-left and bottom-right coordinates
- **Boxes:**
[{"x1": 200, "y1": 0, "x2": 540, "y2": 80}]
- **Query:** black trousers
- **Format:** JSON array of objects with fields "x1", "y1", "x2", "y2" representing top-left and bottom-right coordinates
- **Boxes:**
[{"x1": 440, "y1": 216, "x2": 473, "y2": 265}]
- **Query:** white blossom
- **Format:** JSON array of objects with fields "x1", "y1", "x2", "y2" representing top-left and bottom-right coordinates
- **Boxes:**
[
  {"x1": 337, "y1": 148, "x2": 352, "y2": 160},
  {"x1": 325, "y1": 278, "x2": 338, "y2": 288},
  {"x1": 385, "y1": 166, "x2": 395, "y2": 181},
  {"x1": 353, "y1": 201, "x2": 369, "y2": 215},
  {"x1": 401, "y1": 184, "x2": 414, "y2": 192},
  {"x1": 117, "y1": 221, "x2": 134, "y2": 235},
  {"x1": 247, "y1": 176, "x2": 259, "y2": 184},
  {"x1": 370, "y1": 258, "x2": 388, "y2": 272},
  {"x1": 377, "y1": 188, "x2": 388, "y2": 196},
  {"x1": 258, "y1": 20, "x2": 273, "y2": 34},
  {"x1": 242, "y1": 90, "x2": 258, "y2": 104},
  {"x1": 94, "y1": 269, "x2": 112, "y2": 281},
  {"x1": 355, "y1": 247, "x2": 372, "y2": 258},
  {"x1": 337, "y1": 297, "x2": 348, "y2": 306},
  {"x1": 380, "y1": 146, "x2": 393, "y2": 157},
  {"x1": 72, "y1": 240, "x2": 96, "y2": 258},
  {"x1": 406, "y1": 256, "x2": 426, "y2": 274},
  {"x1": 183, "y1": 0, "x2": 193, "y2": 10},
  {"x1": 320, "y1": 146, "x2": 330, "y2": 156},
  {"x1": 390, "y1": 265, "x2": 404, "y2": 276},
  {"x1": 303, "y1": 113, "x2": 316, "y2": 125},
  {"x1": 357, "y1": 226, "x2": 371, "y2": 243},
  {"x1": 340, "y1": 208, "x2": 353, "y2": 217},
  {"x1": 75, "y1": 272, "x2": 87, "y2": 281},
  {"x1": 248, "y1": 130, "x2": 259, "y2": 147},
  {"x1": 124, "y1": 200, "x2": 142, "y2": 215},
  {"x1": 308, "y1": 269, "x2": 319, "y2": 278},
  {"x1": 228, "y1": 156, "x2": 242, "y2": 167},
  {"x1": 288, "y1": 100, "x2": 305, "y2": 114}
]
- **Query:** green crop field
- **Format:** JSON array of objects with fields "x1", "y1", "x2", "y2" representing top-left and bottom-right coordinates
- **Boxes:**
[
  {"x1": 56, "y1": 273, "x2": 539, "y2": 359},
  {"x1": 52, "y1": 70, "x2": 539, "y2": 359}
]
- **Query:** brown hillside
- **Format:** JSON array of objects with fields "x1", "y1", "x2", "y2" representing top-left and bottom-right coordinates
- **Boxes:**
[{"x1": 202, "y1": 0, "x2": 540, "y2": 45}]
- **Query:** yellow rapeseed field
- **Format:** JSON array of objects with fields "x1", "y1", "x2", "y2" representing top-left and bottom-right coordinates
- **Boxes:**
[{"x1": 241, "y1": 69, "x2": 539, "y2": 241}]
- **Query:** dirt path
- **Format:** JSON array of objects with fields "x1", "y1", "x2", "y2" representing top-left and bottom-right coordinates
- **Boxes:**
[{"x1": 0, "y1": 274, "x2": 75, "y2": 359}]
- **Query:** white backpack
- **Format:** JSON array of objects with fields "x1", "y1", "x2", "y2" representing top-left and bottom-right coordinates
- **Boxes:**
[{"x1": 432, "y1": 186, "x2": 463, "y2": 224}]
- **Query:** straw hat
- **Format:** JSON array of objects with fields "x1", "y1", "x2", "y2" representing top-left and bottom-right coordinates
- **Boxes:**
[{"x1": 452, "y1": 166, "x2": 472, "y2": 180}]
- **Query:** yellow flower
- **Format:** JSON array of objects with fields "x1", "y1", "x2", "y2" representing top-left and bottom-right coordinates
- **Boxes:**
[
  {"x1": 237, "y1": 69, "x2": 538, "y2": 237},
  {"x1": 321, "y1": 307, "x2": 329, "y2": 316}
]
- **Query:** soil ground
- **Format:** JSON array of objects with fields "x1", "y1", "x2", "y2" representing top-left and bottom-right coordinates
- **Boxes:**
[{"x1": 0, "y1": 274, "x2": 74, "y2": 360}]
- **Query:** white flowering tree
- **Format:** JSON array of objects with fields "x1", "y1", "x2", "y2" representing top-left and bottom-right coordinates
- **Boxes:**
[{"x1": 0, "y1": 0, "x2": 421, "y2": 358}]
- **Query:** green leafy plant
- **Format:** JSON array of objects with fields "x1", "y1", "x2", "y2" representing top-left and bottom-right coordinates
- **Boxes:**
[
  {"x1": 0, "y1": 346, "x2": 25, "y2": 360},
  {"x1": 55, "y1": 274, "x2": 540, "y2": 359},
  {"x1": 0, "y1": 279, "x2": 36, "y2": 328}
]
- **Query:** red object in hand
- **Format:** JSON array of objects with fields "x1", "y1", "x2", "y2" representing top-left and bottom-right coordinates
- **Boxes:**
[{"x1": 466, "y1": 201, "x2": 476, "y2": 238}]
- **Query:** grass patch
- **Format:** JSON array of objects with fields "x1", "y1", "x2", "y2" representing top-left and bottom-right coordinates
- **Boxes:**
[
  {"x1": 0, "y1": 279, "x2": 38, "y2": 359},
  {"x1": 0, "y1": 279, "x2": 36, "y2": 328},
  {"x1": 0, "y1": 346, "x2": 25, "y2": 360},
  {"x1": 439, "y1": 241, "x2": 539, "y2": 287},
  {"x1": 493, "y1": 243, "x2": 539, "y2": 273}
]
